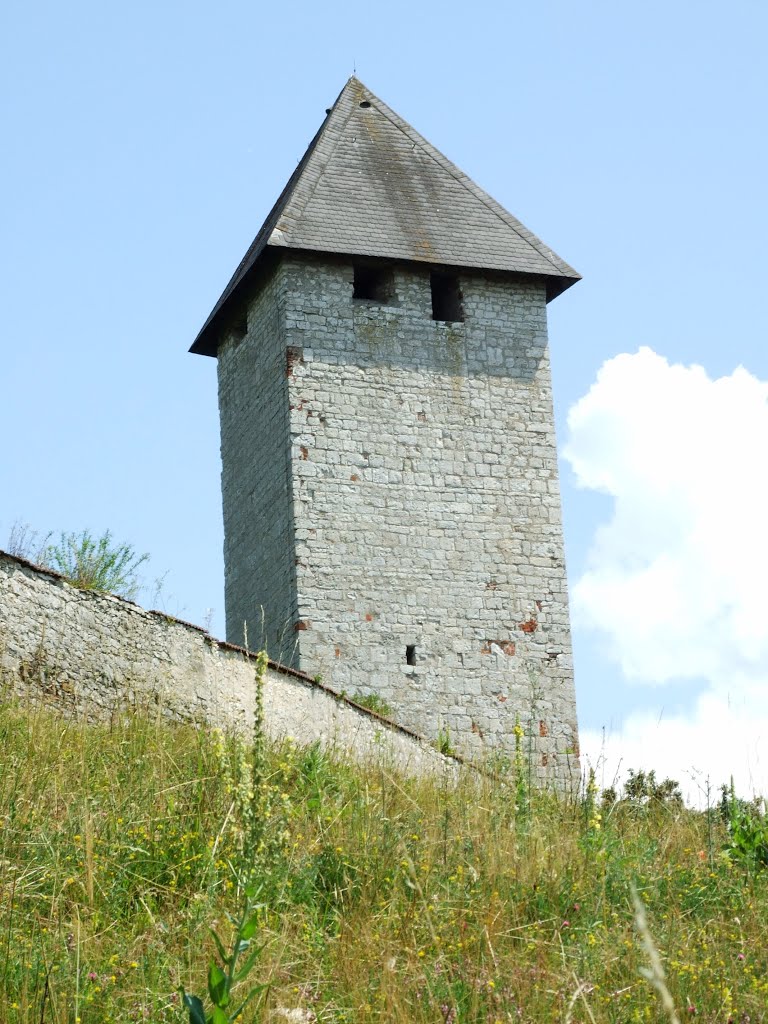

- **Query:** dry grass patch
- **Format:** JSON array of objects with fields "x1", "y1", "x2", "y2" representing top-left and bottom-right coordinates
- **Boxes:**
[{"x1": 0, "y1": 698, "x2": 767, "y2": 1022}]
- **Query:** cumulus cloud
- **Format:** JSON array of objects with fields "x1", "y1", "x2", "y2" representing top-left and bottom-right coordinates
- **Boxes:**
[
  {"x1": 580, "y1": 697, "x2": 768, "y2": 805},
  {"x1": 564, "y1": 347, "x2": 768, "y2": 798}
]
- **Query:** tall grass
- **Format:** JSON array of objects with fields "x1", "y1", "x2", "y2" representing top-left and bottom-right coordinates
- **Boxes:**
[{"x1": 1, "y1": 695, "x2": 767, "y2": 1022}]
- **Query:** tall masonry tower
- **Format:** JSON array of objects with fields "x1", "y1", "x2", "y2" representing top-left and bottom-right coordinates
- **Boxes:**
[{"x1": 191, "y1": 78, "x2": 580, "y2": 779}]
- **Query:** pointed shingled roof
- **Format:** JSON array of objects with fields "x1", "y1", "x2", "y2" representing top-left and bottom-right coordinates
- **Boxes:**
[{"x1": 191, "y1": 77, "x2": 580, "y2": 356}]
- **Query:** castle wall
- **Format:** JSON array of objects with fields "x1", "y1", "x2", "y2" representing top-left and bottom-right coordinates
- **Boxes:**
[
  {"x1": 273, "y1": 254, "x2": 578, "y2": 781},
  {"x1": 0, "y1": 551, "x2": 456, "y2": 777}
]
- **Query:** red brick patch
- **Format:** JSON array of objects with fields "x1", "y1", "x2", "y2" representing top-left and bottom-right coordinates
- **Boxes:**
[{"x1": 286, "y1": 346, "x2": 304, "y2": 377}]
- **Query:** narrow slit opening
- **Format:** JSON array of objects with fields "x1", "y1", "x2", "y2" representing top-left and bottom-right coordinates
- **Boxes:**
[{"x1": 406, "y1": 644, "x2": 417, "y2": 666}]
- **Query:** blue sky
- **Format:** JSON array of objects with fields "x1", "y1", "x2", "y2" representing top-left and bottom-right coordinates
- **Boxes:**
[{"x1": 3, "y1": 0, "x2": 767, "y2": 797}]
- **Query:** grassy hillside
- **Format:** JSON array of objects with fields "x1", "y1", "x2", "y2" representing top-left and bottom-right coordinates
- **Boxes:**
[{"x1": 1, "y1": 692, "x2": 766, "y2": 1024}]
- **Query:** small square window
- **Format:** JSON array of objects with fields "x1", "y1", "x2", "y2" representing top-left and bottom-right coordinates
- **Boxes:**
[
  {"x1": 353, "y1": 264, "x2": 395, "y2": 304},
  {"x1": 431, "y1": 272, "x2": 464, "y2": 322}
]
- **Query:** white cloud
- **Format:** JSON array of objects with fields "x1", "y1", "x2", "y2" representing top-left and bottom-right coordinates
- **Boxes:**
[
  {"x1": 564, "y1": 347, "x2": 768, "y2": 798},
  {"x1": 580, "y1": 696, "x2": 768, "y2": 805}
]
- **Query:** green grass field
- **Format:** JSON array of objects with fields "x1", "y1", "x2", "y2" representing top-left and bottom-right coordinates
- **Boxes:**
[{"x1": 1, "y1": 694, "x2": 766, "y2": 1023}]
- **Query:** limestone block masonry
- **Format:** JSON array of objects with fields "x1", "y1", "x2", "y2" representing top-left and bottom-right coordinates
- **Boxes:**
[
  {"x1": 217, "y1": 253, "x2": 580, "y2": 785},
  {"x1": 0, "y1": 551, "x2": 457, "y2": 777}
]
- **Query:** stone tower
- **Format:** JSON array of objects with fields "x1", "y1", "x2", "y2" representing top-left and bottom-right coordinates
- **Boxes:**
[{"x1": 191, "y1": 78, "x2": 580, "y2": 779}]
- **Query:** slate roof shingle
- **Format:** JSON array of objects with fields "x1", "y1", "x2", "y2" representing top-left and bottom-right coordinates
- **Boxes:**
[{"x1": 191, "y1": 77, "x2": 580, "y2": 356}]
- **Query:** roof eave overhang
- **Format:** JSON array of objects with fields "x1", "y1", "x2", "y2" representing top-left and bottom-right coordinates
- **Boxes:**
[
  {"x1": 189, "y1": 247, "x2": 280, "y2": 357},
  {"x1": 189, "y1": 246, "x2": 580, "y2": 358}
]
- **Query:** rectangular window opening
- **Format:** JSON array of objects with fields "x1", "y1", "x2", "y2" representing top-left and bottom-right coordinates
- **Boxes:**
[
  {"x1": 406, "y1": 644, "x2": 417, "y2": 666},
  {"x1": 431, "y1": 272, "x2": 464, "y2": 322},
  {"x1": 353, "y1": 264, "x2": 395, "y2": 304},
  {"x1": 231, "y1": 313, "x2": 248, "y2": 344}
]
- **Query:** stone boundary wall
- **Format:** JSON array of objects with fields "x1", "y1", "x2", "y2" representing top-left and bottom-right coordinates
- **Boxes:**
[{"x1": 0, "y1": 551, "x2": 457, "y2": 777}]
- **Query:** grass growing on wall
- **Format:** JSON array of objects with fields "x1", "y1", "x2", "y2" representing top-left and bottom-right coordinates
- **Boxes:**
[{"x1": 1, "y1": 698, "x2": 768, "y2": 1023}]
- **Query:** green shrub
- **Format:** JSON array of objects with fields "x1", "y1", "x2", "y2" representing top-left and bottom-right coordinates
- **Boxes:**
[
  {"x1": 45, "y1": 528, "x2": 149, "y2": 599},
  {"x1": 721, "y1": 782, "x2": 768, "y2": 870},
  {"x1": 351, "y1": 691, "x2": 394, "y2": 718},
  {"x1": 435, "y1": 727, "x2": 457, "y2": 757},
  {"x1": 601, "y1": 768, "x2": 684, "y2": 812}
]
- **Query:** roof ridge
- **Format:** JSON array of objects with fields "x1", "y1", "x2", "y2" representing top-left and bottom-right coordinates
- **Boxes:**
[
  {"x1": 192, "y1": 79, "x2": 363, "y2": 350},
  {"x1": 191, "y1": 126, "x2": 325, "y2": 343},
  {"x1": 365, "y1": 84, "x2": 573, "y2": 277},
  {"x1": 274, "y1": 78, "x2": 361, "y2": 242}
]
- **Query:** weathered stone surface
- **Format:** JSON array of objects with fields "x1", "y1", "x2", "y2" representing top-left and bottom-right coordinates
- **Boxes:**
[
  {"x1": 217, "y1": 254, "x2": 580, "y2": 787},
  {"x1": 0, "y1": 552, "x2": 456, "y2": 777}
]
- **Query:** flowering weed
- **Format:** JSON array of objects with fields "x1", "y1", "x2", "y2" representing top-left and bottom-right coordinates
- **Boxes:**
[{"x1": 2, "y1": 692, "x2": 768, "y2": 1022}]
